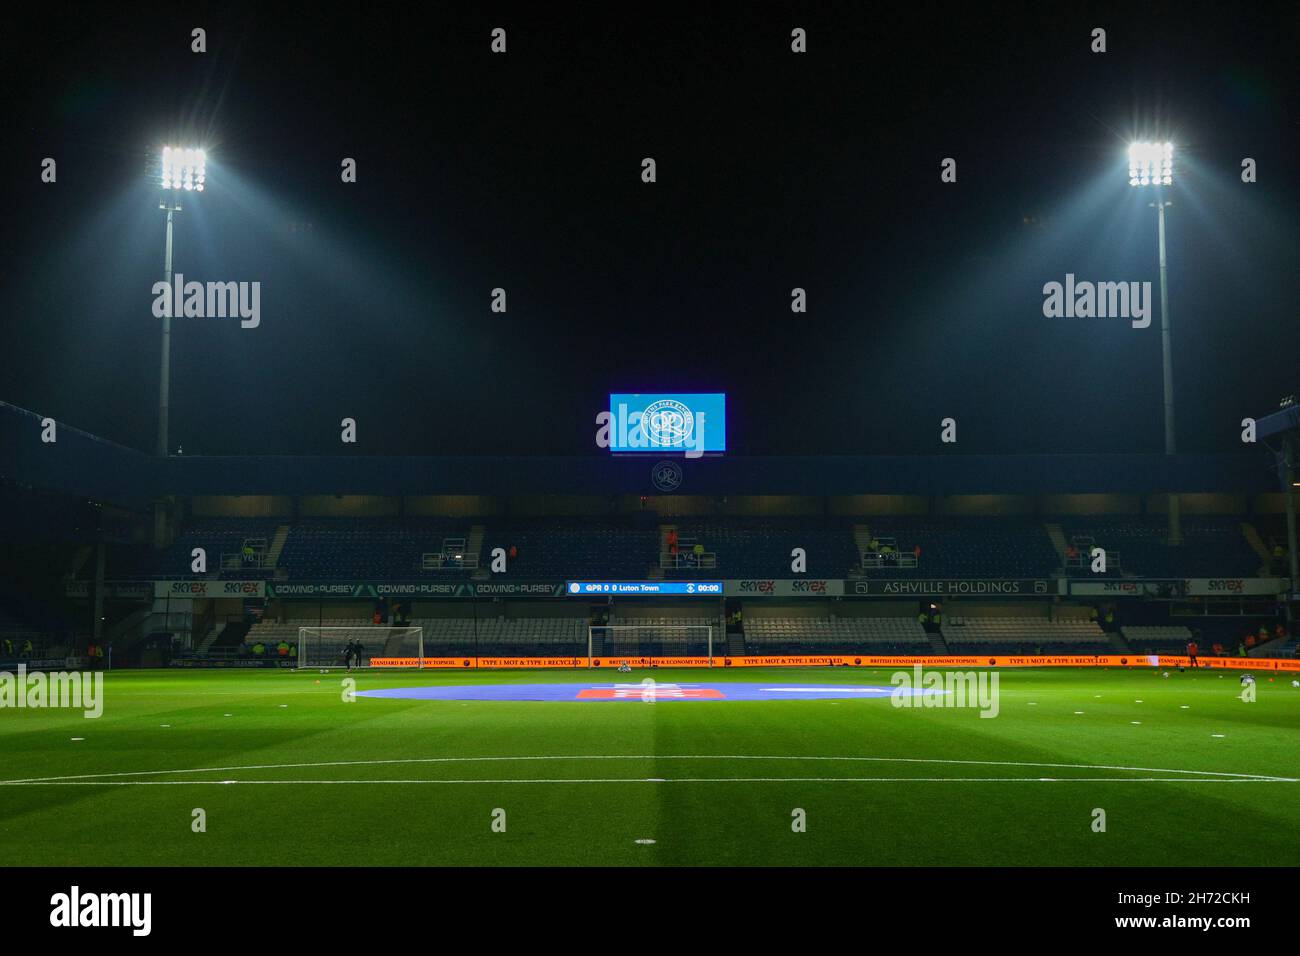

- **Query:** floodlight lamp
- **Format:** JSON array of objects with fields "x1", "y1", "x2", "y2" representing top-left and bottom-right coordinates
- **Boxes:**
[
  {"x1": 161, "y1": 145, "x2": 207, "y2": 191},
  {"x1": 1127, "y1": 141, "x2": 1173, "y2": 186}
]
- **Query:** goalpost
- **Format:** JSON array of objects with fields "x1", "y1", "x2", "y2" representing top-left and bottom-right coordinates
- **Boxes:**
[
  {"x1": 587, "y1": 624, "x2": 714, "y2": 667},
  {"x1": 296, "y1": 625, "x2": 424, "y2": 669}
]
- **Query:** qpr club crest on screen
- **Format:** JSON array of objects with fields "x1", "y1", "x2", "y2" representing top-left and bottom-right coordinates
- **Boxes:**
[
  {"x1": 599, "y1": 393, "x2": 726, "y2": 456},
  {"x1": 642, "y1": 399, "x2": 694, "y2": 446}
]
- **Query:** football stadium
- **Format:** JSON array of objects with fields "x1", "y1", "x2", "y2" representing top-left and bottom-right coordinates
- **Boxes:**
[
  {"x1": 3, "y1": 421, "x2": 1299, "y2": 871},
  {"x1": 2, "y1": 1, "x2": 1298, "y2": 933}
]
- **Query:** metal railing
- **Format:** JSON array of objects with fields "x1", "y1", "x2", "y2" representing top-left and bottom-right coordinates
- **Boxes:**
[
  {"x1": 421, "y1": 551, "x2": 480, "y2": 570},
  {"x1": 1064, "y1": 549, "x2": 1123, "y2": 572},
  {"x1": 860, "y1": 551, "x2": 918, "y2": 569},
  {"x1": 221, "y1": 537, "x2": 269, "y2": 570},
  {"x1": 660, "y1": 551, "x2": 717, "y2": 569}
]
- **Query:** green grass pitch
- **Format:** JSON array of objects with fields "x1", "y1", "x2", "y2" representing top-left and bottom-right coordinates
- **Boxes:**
[{"x1": 1, "y1": 666, "x2": 1296, "y2": 866}]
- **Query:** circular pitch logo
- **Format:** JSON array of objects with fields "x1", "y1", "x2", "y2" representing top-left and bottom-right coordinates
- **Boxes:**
[
  {"x1": 641, "y1": 399, "x2": 694, "y2": 447},
  {"x1": 651, "y1": 460, "x2": 683, "y2": 492}
]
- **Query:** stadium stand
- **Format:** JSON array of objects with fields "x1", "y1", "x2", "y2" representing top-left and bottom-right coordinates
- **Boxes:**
[
  {"x1": 103, "y1": 543, "x2": 167, "y2": 579},
  {"x1": 45, "y1": 493, "x2": 1291, "y2": 669},
  {"x1": 853, "y1": 517, "x2": 1059, "y2": 578},
  {"x1": 82, "y1": 512, "x2": 1276, "y2": 586},
  {"x1": 1119, "y1": 625, "x2": 1193, "y2": 653},
  {"x1": 277, "y1": 518, "x2": 474, "y2": 579},
  {"x1": 0, "y1": 595, "x2": 75, "y2": 660},
  {"x1": 0, "y1": 605, "x2": 48, "y2": 660},
  {"x1": 1059, "y1": 516, "x2": 1262, "y2": 577},
  {"x1": 941, "y1": 616, "x2": 1109, "y2": 654},
  {"x1": 661, "y1": 517, "x2": 858, "y2": 577},
  {"x1": 408, "y1": 616, "x2": 589, "y2": 652},
  {"x1": 1265, "y1": 637, "x2": 1299, "y2": 659},
  {"x1": 469, "y1": 617, "x2": 587, "y2": 651},
  {"x1": 244, "y1": 616, "x2": 594, "y2": 658},
  {"x1": 744, "y1": 616, "x2": 928, "y2": 653},
  {"x1": 481, "y1": 518, "x2": 657, "y2": 580},
  {"x1": 603, "y1": 615, "x2": 721, "y2": 655},
  {"x1": 139, "y1": 517, "x2": 282, "y2": 579},
  {"x1": 245, "y1": 618, "x2": 407, "y2": 662},
  {"x1": 1120, "y1": 619, "x2": 1293, "y2": 656}
]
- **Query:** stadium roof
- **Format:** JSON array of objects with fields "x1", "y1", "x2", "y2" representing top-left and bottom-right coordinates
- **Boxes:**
[{"x1": 1255, "y1": 403, "x2": 1300, "y2": 440}]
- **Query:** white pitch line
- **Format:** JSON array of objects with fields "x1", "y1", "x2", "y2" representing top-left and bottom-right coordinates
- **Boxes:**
[{"x1": 0, "y1": 754, "x2": 1292, "y2": 785}]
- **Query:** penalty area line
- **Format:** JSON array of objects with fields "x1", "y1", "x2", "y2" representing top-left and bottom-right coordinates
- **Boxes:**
[{"x1": 0, "y1": 754, "x2": 1291, "y2": 785}]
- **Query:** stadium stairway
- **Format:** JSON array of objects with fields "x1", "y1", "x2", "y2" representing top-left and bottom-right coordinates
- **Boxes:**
[
  {"x1": 263, "y1": 525, "x2": 291, "y2": 569},
  {"x1": 207, "y1": 621, "x2": 252, "y2": 653},
  {"x1": 928, "y1": 631, "x2": 948, "y2": 654},
  {"x1": 1240, "y1": 522, "x2": 1272, "y2": 575},
  {"x1": 659, "y1": 523, "x2": 676, "y2": 550},
  {"x1": 1107, "y1": 631, "x2": 1131, "y2": 653},
  {"x1": 69, "y1": 544, "x2": 94, "y2": 579},
  {"x1": 1248, "y1": 635, "x2": 1294, "y2": 659},
  {"x1": 467, "y1": 524, "x2": 486, "y2": 566},
  {"x1": 100, "y1": 606, "x2": 162, "y2": 661},
  {"x1": 1044, "y1": 523, "x2": 1069, "y2": 566},
  {"x1": 656, "y1": 523, "x2": 676, "y2": 576},
  {"x1": 194, "y1": 628, "x2": 223, "y2": 656},
  {"x1": 103, "y1": 606, "x2": 150, "y2": 647}
]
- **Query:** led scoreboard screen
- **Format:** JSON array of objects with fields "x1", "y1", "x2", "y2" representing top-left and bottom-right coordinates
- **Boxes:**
[
  {"x1": 567, "y1": 581, "x2": 723, "y2": 596},
  {"x1": 606, "y1": 393, "x2": 726, "y2": 453}
]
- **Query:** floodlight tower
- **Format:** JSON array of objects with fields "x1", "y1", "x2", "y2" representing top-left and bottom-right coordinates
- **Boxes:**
[
  {"x1": 156, "y1": 146, "x2": 206, "y2": 457},
  {"x1": 1129, "y1": 142, "x2": 1181, "y2": 545}
]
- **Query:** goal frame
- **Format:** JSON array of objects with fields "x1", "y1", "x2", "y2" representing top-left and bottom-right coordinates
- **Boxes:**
[
  {"x1": 587, "y1": 624, "x2": 713, "y2": 667},
  {"x1": 295, "y1": 625, "x2": 425, "y2": 669}
]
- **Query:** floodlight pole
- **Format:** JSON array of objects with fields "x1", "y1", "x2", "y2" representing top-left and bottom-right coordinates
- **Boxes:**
[
  {"x1": 152, "y1": 193, "x2": 182, "y2": 550},
  {"x1": 1287, "y1": 441, "x2": 1299, "y2": 586},
  {"x1": 155, "y1": 147, "x2": 203, "y2": 456},
  {"x1": 157, "y1": 200, "x2": 177, "y2": 458},
  {"x1": 1153, "y1": 197, "x2": 1182, "y2": 546}
]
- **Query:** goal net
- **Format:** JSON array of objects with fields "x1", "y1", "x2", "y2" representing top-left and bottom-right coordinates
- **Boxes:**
[
  {"x1": 588, "y1": 624, "x2": 714, "y2": 667},
  {"x1": 296, "y1": 625, "x2": 424, "y2": 669}
]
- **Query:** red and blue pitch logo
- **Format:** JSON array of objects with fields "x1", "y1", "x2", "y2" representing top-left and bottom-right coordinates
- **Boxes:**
[{"x1": 355, "y1": 679, "x2": 914, "y2": 702}]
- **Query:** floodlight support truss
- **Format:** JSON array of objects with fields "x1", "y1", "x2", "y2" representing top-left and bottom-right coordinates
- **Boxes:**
[
  {"x1": 1153, "y1": 198, "x2": 1181, "y2": 546},
  {"x1": 157, "y1": 202, "x2": 175, "y2": 458}
]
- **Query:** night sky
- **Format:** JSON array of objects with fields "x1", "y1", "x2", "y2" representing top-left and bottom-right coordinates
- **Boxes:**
[{"x1": 1, "y1": 2, "x2": 1297, "y2": 458}]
